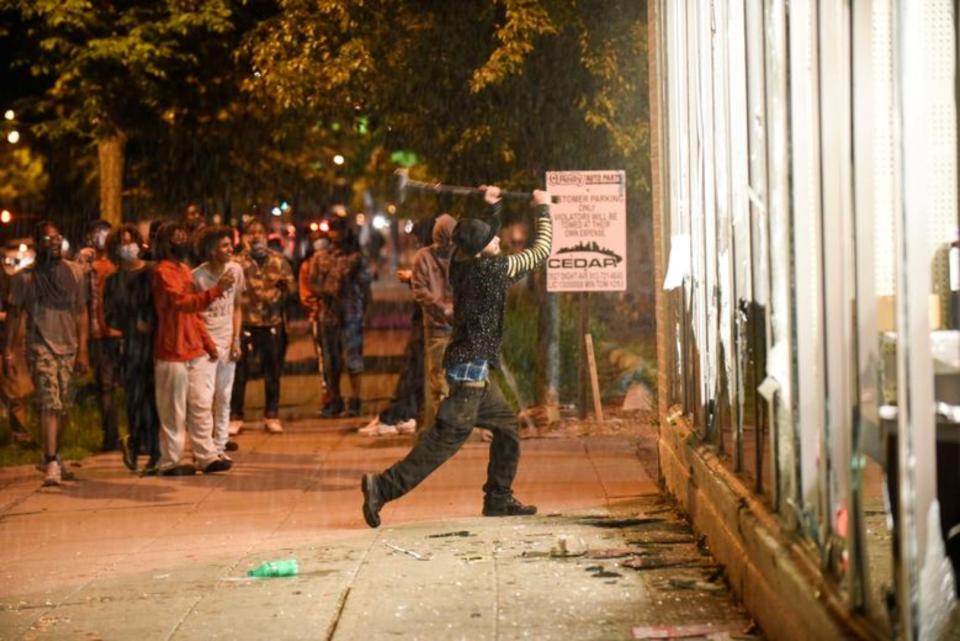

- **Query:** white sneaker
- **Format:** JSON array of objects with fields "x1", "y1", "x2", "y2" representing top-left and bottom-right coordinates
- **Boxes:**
[
  {"x1": 43, "y1": 460, "x2": 61, "y2": 486},
  {"x1": 358, "y1": 418, "x2": 398, "y2": 437},
  {"x1": 395, "y1": 418, "x2": 417, "y2": 435},
  {"x1": 264, "y1": 418, "x2": 283, "y2": 434},
  {"x1": 357, "y1": 417, "x2": 382, "y2": 435},
  {"x1": 228, "y1": 420, "x2": 243, "y2": 436}
]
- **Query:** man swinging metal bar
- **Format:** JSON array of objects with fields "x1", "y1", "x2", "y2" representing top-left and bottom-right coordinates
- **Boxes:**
[{"x1": 361, "y1": 184, "x2": 553, "y2": 527}]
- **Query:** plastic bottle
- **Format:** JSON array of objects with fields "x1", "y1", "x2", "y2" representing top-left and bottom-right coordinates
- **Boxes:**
[{"x1": 247, "y1": 559, "x2": 299, "y2": 577}]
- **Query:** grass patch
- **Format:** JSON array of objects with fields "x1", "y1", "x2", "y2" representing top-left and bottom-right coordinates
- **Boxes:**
[{"x1": 0, "y1": 380, "x2": 123, "y2": 468}]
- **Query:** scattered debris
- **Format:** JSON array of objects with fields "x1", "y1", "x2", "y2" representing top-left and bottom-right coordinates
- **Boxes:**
[
  {"x1": 588, "y1": 548, "x2": 652, "y2": 559},
  {"x1": 384, "y1": 543, "x2": 430, "y2": 561},
  {"x1": 550, "y1": 535, "x2": 587, "y2": 558},
  {"x1": 626, "y1": 536, "x2": 697, "y2": 546},
  {"x1": 427, "y1": 530, "x2": 474, "y2": 539},
  {"x1": 578, "y1": 517, "x2": 665, "y2": 529},
  {"x1": 631, "y1": 622, "x2": 750, "y2": 639},
  {"x1": 658, "y1": 577, "x2": 726, "y2": 592},
  {"x1": 621, "y1": 555, "x2": 719, "y2": 571},
  {"x1": 585, "y1": 564, "x2": 623, "y2": 579}
]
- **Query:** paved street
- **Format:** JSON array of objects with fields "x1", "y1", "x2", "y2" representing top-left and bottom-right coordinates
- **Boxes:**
[{"x1": 0, "y1": 418, "x2": 757, "y2": 640}]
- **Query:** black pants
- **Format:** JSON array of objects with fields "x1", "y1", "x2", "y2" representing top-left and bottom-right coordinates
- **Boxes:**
[
  {"x1": 231, "y1": 325, "x2": 285, "y2": 420},
  {"x1": 125, "y1": 346, "x2": 159, "y2": 463},
  {"x1": 90, "y1": 337, "x2": 122, "y2": 449},
  {"x1": 379, "y1": 309, "x2": 425, "y2": 425},
  {"x1": 378, "y1": 379, "x2": 519, "y2": 502}
]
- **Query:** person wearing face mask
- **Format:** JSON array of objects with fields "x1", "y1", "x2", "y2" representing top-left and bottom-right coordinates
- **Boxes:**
[
  {"x1": 230, "y1": 218, "x2": 294, "y2": 434},
  {"x1": 4, "y1": 221, "x2": 90, "y2": 486},
  {"x1": 309, "y1": 214, "x2": 371, "y2": 419},
  {"x1": 104, "y1": 224, "x2": 161, "y2": 474},
  {"x1": 151, "y1": 222, "x2": 235, "y2": 476},
  {"x1": 193, "y1": 226, "x2": 245, "y2": 460},
  {"x1": 84, "y1": 219, "x2": 123, "y2": 452}
]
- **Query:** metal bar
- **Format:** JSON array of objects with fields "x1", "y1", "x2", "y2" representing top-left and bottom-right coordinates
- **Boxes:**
[
  {"x1": 764, "y1": 0, "x2": 795, "y2": 515},
  {"x1": 849, "y1": 0, "x2": 884, "y2": 616},
  {"x1": 789, "y1": 0, "x2": 826, "y2": 543},
  {"x1": 820, "y1": 0, "x2": 862, "y2": 601},
  {"x1": 727, "y1": 0, "x2": 751, "y2": 474},
  {"x1": 744, "y1": 0, "x2": 769, "y2": 495},
  {"x1": 894, "y1": 0, "x2": 942, "y2": 636}
]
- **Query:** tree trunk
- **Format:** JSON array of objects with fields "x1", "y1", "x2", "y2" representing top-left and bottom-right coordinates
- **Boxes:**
[{"x1": 97, "y1": 131, "x2": 126, "y2": 225}]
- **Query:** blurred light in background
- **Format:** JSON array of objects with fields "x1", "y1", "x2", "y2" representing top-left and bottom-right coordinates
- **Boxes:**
[
  {"x1": 3, "y1": 110, "x2": 13, "y2": 121},
  {"x1": 270, "y1": 206, "x2": 282, "y2": 217},
  {"x1": 0, "y1": 210, "x2": 11, "y2": 224},
  {"x1": 372, "y1": 214, "x2": 388, "y2": 231},
  {"x1": 7, "y1": 130, "x2": 19, "y2": 144},
  {"x1": 333, "y1": 154, "x2": 345, "y2": 166}
]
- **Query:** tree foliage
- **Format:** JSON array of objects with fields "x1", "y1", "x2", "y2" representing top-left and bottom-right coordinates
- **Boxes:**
[
  {"x1": 12, "y1": 0, "x2": 234, "y2": 140},
  {"x1": 4, "y1": 0, "x2": 650, "y2": 228},
  {"x1": 247, "y1": 0, "x2": 650, "y2": 201}
]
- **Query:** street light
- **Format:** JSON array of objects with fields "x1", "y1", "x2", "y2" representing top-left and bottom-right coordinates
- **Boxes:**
[{"x1": 7, "y1": 130, "x2": 19, "y2": 144}]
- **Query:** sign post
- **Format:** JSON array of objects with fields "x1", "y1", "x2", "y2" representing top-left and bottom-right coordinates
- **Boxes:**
[
  {"x1": 546, "y1": 170, "x2": 627, "y2": 420},
  {"x1": 545, "y1": 170, "x2": 627, "y2": 293}
]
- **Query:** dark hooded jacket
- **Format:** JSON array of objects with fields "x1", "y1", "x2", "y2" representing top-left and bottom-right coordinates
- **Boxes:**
[{"x1": 411, "y1": 214, "x2": 456, "y2": 334}]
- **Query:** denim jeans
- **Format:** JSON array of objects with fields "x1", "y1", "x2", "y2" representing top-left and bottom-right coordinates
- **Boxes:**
[{"x1": 378, "y1": 378, "x2": 519, "y2": 502}]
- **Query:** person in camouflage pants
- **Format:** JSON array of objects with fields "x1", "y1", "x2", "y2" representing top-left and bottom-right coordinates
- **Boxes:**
[{"x1": 230, "y1": 219, "x2": 294, "y2": 434}]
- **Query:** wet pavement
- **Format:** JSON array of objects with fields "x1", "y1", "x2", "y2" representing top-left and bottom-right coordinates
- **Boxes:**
[{"x1": 0, "y1": 417, "x2": 759, "y2": 640}]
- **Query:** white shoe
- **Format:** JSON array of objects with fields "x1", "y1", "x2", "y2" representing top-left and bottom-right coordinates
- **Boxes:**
[
  {"x1": 395, "y1": 418, "x2": 417, "y2": 435},
  {"x1": 43, "y1": 460, "x2": 61, "y2": 486},
  {"x1": 358, "y1": 419, "x2": 398, "y2": 437},
  {"x1": 357, "y1": 417, "x2": 381, "y2": 435},
  {"x1": 264, "y1": 418, "x2": 283, "y2": 434},
  {"x1": 228, "y1": 420, "x2": 243, "y2": 436}
]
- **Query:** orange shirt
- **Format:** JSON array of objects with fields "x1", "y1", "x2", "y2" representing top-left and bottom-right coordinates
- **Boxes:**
[
  {"x1": 298, "y1": 259, "x2": 322, "y2": 321},
  {"x1": 91, "y1": 256, "x2": 122, "y2": 339},
  {"x1": 152, "y1": 260, "x2": 221, "y2": 362}
]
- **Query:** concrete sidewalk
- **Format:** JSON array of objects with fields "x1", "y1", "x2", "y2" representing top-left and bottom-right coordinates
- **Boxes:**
[{"x1": 0, "y1": 419, "x2": 758, "y2": 640}]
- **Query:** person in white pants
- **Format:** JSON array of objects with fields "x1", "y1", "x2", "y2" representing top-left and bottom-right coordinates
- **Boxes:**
[
  {"x1": 151, "y1": 222, "x2": 235, "y2": 476},
  {"x1": 193, "y1": 226, "x2": 245, "y2": 459}
]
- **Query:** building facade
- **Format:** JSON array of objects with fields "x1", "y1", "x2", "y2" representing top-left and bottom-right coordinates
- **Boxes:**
[{"x1": 648, "y1": 1, "x2": 960, "y2": 639}]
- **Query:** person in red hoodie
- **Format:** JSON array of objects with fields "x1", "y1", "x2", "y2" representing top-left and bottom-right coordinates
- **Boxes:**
[{"x1": 151, "y1": 222, "x2": 235, "y2": 476}]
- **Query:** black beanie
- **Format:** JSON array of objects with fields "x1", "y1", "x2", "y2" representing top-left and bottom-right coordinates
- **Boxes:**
[{"x1": 453, "y1": 217, "x2": 500, "y2": 255}]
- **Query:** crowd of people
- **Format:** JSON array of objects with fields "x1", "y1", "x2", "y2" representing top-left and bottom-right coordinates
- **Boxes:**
[
  {"x1": 0, "y1": 204, "x2": 392, "y2": 485},
  {"x1": 0, "y1": 186, "x2": 553, "y2": 527}
]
